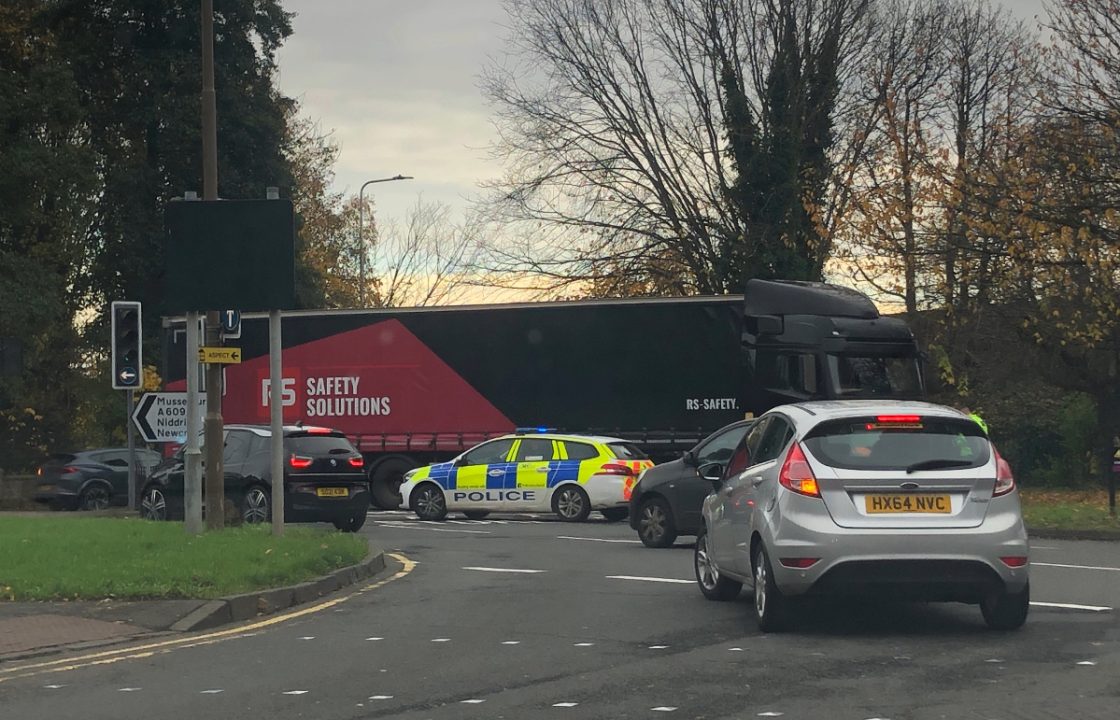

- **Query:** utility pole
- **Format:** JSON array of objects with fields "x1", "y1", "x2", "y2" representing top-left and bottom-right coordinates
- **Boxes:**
[{"x1": 201, "y1": 0, "x2": 224, "y2": 530}]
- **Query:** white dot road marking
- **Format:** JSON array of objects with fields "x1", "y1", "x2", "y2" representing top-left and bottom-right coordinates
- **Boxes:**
[
  {"x1": 553, "y1": 702, "x2": 579, "y2": 707},
  {"x1": 728, "y1": 647, "x2": 744, "y2": 652},
  {"x1": 649, "y1": 645, "x2": 669, "y2": 649},
  {"x1": 282, "y1": 690, "x2": 309, "y2": 695},
  {"x1": 369, "y1": 695, "x2": 394, "y2": 700},
  {"x1": 375, "y1": 522, "x2": 491, "y2": 535},
  {"x1": 557, "y1": 535, "x2": 641, "y2": 544},
  {"x1": 1077, "y1": 661, "x2": 1097, "y2": 666},
  {"x1": 431, "y1": 638, "x2": 451, "y2": 643},
  {"x1": 501, "y1": 641, "x2": 521, "y2": 645},
  {"x1": 574, "y1": 642, "x2": 595, "y2": 647},
  {"x1": 461, "y1": 699, "x2": 486, "y2": 704},
  {"x1": 652, "y1": 707, "x2": 678, "y2": 712},
  {"x1": 44, "y1": 684, "x2": 65, "y2": 689},
  {"x1": 200, "y1": 690, "x2": 224, "y2": 694},
  {"x1": 985, "y1": 659, "x2": 1003, "y2": 663},
  {"x1": 1031, "y1": 601, "x2": 1112, "y2": 612},
  {"x1": 299, "y1": 636, "x2": 315, "y2": 640},
  {"x1": 1033, "y1": 561, "x2": 1120, "y2": 572},
  {"x1": 118, "y1": 688, "x2": 141, "y2": 692},
  {"x1": 366, "y1": 637, "x2": 384, "y2": 641},
  {"x1": 607, "y1": 575, "x2": 692, "y2": 584},
  {"x1": 463, "y1": 566, "x2": 546, "y2": 574},
  {"x1": 758, "y1": 713, "x2": 784, "y2": 717}
]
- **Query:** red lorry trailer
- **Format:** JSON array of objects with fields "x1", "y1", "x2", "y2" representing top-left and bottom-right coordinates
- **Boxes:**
[{"x1": 162, "y1": 281, "x2": 924, "y2": 509}]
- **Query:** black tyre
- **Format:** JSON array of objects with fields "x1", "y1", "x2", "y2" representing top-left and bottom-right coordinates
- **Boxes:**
[
  {"x1": 139, "y1": 485, "x2": 168, "y2": 521},
  {"x1": 752, "y1": 543, "x2": 789, "y2": 632},
  {"x1": 412, "y1": 482, "x2": 448, "y2": 521},
  {"x1": 333, "y1": 511, "x2": 368, "y2": 533},
  {"x1": 600, "y1": 507, "x2": 629, "y2": 522},
  {"x1": 241, "y1": 485, "x2": 271, "y2": 524},
  {"x1": 636, "y1": 496, "x2": 677, "y2": 548},
  {"x1": 369, "y1": 458, "x2": 414, "y2": 510},
  {"x1": 463, "y1": 510, "x2": 490, "y2": 520},
  {"x1": 981, "y1": 582, "x2": 1030, "y2": 631},
  {"x1": 694, "y1": 526, "x2": 741, "y2": 601},
  {"x1": 552, "y1": 484, "x2": 591, "y2": 522},
  {"x1": 79, "y1": 483, "x2": 112, "y2": 511}
]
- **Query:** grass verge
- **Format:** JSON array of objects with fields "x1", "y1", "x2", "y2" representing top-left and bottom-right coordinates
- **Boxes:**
[
  {"x1": 0, "y1": 517, "x2": 368, "y2": 601},
  {"x1": 1020, "y1": 488, "x2": 1120, "y2": 532}
]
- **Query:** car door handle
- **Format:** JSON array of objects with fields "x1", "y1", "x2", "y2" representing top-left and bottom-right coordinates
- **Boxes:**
[
  {"x1": 487, "y1": 469, "x2": 505, "y2": 477},
  {"x1": 536, "y1": 467, "x2": 550, "y2": 472}
]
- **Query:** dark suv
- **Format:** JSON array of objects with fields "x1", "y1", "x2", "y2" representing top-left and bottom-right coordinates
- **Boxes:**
[
  {"x1": 139, "y1": 425, "x2": 370, "y2": 532},
  {"x1": 35, "y1": 448, "x2": 163, "y2": 510},
  {"x1": 629, "y1": 419, "x2": 755, "y2": 547}
]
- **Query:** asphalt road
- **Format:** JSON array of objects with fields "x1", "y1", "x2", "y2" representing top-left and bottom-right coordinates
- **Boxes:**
[{"x1": 1, "y1": 511, "x2": 1118, "y2": 720}]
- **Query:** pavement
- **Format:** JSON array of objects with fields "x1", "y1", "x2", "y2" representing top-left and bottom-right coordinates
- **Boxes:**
[{"x1": 0, "y1": 529, "x2": 386, "y2": 664}]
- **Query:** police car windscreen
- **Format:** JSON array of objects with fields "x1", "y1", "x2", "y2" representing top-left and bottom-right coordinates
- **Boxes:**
[
  {"x1": 608, "y1": 443, "x2": 649, "y2": 460},
  {"x1": 287, "y1": 436, "x2": 356, "y2": 455}
]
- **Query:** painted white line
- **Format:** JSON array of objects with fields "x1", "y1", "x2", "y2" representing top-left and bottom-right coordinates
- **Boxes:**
[
  {"x1": 44, "y1": 684, "x2": 65, "y2": 689},
  {"x1": 369, "y1": 695, "x2": 394, "y2": 700},
  {"x1": 376, "y1": 522, "x2": 491, "y2": 535},
  {"x1": 557, "y1": 535, "x2": 641, "y2": 544},
  {"x1": 649, "y1": 645, "x2": 669, "y2": 649},
  {"x1": 1077, "y1": 661, "x2": 1097, "y2": 666},
  {"x1": 501, "y1": 641, "x2": 521, "y2": 645},
  {"x1": 1031, "y1": 545, "x2": 1058, "y2": 550},
  {"x1": 1030, "y1": 601, "x2": 1112, "y2": 612},
  {"x1": 463, "y1": 566, "x2": 545, "y2": 574},
  {"x1": 431, "y1": 638, "x2": 451, "y2": 643},
  {"x1": 985, "y1": 658, "x2": 1003, "y2": 663},
  {"x1": 365, "y1": 637, "x2": 384, "y2": 641},
  {"x1": 282, "y1": 690, "x2": 309, "y2": 695},
  {"x1": 1033, "y1": 561, "x2": 1120, "y2": 572},
  {"x1": 758, "y1": 713, "x2": 784, "y2": 717},
  {"x1": 461, "y1": 699, "x2": 486, "y2": 704},
  {"x1": 652, "y1": 707, "x2": 678, "y2": 712},
  {"x1": 553, "y1": 702, "x2": 579, "y2": 707},
  {"x1": 728, "y1": 647, "x2": 744, "y2": 652},
  {"x1": 574, "y1": 642, "x2": 595, "y2": 647},
  {"x1": 118, "y1": 687, "x2": 141, "y2": 692},
  {"x1": 607, "y1": 575, "x2": 692, "y2": 584},
  {"x1": 298, "y1": 636, "x2": 315, "y2": 640},
  {"x1": 200, "y1": 689, "x2": 224, "y2": 694}
]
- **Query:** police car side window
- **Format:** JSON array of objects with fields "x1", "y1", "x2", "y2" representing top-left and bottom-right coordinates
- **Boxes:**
[
  {"x1": 515, "y1": 438, "x2": 554, "y2": 462},
  {"x1": 564, "y1": 442, "x2": 599, "y2": 461},
  {"x1": 462, "y1": 439, "x2": 515, "y2": 466}
]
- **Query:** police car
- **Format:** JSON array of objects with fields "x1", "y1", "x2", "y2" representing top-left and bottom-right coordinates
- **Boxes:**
[{"x1": 399, "y1": 430, "x2": 653, "y2": 522}]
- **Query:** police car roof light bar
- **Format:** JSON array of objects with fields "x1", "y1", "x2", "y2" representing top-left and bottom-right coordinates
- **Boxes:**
[{"x1": 515, "y1": 427, "x2": 557, "y2": 434}]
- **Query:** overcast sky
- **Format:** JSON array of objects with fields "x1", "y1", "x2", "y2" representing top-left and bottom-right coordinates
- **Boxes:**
[{"x1": 274, "y1": 0, "x2": 1050, "y2": 226}]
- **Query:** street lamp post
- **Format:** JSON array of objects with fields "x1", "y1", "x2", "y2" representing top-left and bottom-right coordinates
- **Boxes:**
[{"x1": 358, "y1": 175, "x2": 413, "y2": 306}]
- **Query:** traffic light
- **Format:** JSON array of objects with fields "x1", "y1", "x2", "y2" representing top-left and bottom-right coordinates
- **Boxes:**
[{"x1": 111, "y1": 301, "x2": 142, "y2": 390}]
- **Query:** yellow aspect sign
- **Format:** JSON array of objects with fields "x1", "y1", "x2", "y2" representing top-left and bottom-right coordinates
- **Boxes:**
[{"x1": 198, "y1": 346, "x2": 242, "y2": 364}]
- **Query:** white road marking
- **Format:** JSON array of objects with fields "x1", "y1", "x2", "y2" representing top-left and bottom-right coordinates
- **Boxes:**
[
  {"x1": 461, "y1": 699, "x2": 486, "y2": 704},
  {"x1": 652, "y1": 707, "x2": 678, "y2": 712},
  {"x1": 431, "y1": 638, "x2": 451, "y2": 643},
  {"x1": 118, "y1": 687, "x2": 141, "y2": 692},
  {"x1": 1031, "y1": 601, "x2": 1112, "y2": 612},
  {"x1": 282, "y1": 690, "x2": 309, "y2": 695},
  {"x1": 607, "y1": 575, "x2": 692, "y2": 584},
  {"x1": 1031, "y1": 546, "x2": 1058, "y2": 550},
  {"x1": 299, "y1": 636, "x2": 315, "y2": 640},
  {"x1": 558, "y1": 535, "x2": 641, "y2": 544},
  {"x1": 1077, "y1": 661, "x2": 1097, "y2": 666},
  {"x1": 758, "y1": 713, "x2": 784, "y2": 717},
  {"x1": 985, "y1": 659, "x2": 1003, "y2": 663},
  {"x1": 200, "y1": 689, "x2": 224, "y2": 694},
  {"x1": 649, "y1": 645, "x2": 669, "y2": 649},
  {"x1": 463, "y1": 566, "x2": 545, "y2": 574},
  {"x1": 728, "y1": 647, "x2": 744, "y2": 652},
  {"x1": 365, "y1": 637, "x2": 384, "y2": 641},
  {"x1": 44, "y1": 684, "x2": 65, "y2": 689},
  {"x1": 375, "y1": 521, "x2": 491, "y2": 535},
  {"x1": 369, "y1": 695, "x2": 394, "y2": 700},
  {"x1": 501, "y1": 641, "x2": 521, "y2": 645},
  {"x1": 574, "y1": 642, "x2": 595, "y2": 647},
  {"x1": 1033, "y1": 561, "x2": 1120, "y2": 572},
  {"x1": 553, "y1": 702, "x2": 579, "y2": 707}
]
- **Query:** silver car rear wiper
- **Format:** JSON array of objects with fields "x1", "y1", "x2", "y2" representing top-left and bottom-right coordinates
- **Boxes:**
[{"x1": 905, "y1": 458, "x2": 976, "y2": 474}]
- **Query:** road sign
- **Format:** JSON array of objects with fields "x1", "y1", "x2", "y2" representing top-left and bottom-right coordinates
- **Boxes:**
[
  {"x1": 220, "y1": 309, "x2": 241, "y2": 336},
  {"x1": 131, "y1": 392, "x2": 208, "y2": 443},
  {"x1": 199, "y1": 346, "x2": 242, "y2": 364}
]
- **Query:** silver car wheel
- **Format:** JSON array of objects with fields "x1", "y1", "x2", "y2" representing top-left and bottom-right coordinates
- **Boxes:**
[
  {"x1": 696, "y1": 534, "x2": 720, "y2": 591},
  {"x1": 141, "y1": 486, "x2": 167, "y2": 521},
  {"x1": 755, "y1": 555, "x2": 768, "y2": 618},
  {"x1": 242, "y1": 487, "x2": 270, "y2": 524},
  {"x1": 640, "y1": 504, "x2": 666, "y2": 542},
  {"x1": 556, "y1": 487, "x2": 583, "y2": 519}
]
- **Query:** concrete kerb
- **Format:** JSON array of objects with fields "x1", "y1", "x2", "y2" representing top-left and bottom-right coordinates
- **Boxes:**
[{"x1": 169, "y1": 547, "x2": 386, "y2": 632}]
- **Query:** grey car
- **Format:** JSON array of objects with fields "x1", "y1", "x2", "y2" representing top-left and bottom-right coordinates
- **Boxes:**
[{"x1": 694, "y1": 400, "x2": 1030, "y2": 632}]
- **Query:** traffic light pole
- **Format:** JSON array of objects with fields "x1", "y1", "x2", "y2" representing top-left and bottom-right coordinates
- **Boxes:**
[
  {"x1": 127, "y1": 390, "x2": 137, "y2": 510},
  {"x1": 184, "y1": 312, "x2": 203, "y2": 535}
]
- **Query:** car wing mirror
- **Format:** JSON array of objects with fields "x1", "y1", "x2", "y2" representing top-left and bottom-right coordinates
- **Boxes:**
[{"x1": 697, "y1": 462, "x2": 724, "y2": 486}]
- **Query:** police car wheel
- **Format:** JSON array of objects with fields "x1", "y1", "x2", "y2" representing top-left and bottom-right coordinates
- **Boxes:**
[
  {"x1": 463, "y1": 510, "x2": 490, "y2": 520},
  {"x1": 552, "y1": 485, "x2": 591, "y2": 522},
  {"x1": 413, "y1": 482, "x2": 448, "y2": 521}
]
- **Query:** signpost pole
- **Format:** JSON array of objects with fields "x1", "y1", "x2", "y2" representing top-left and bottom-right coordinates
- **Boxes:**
[
  {"x1": 127, "y1": 390, "x2": 137, "y2": 510},
  {"x1": 270, "y1": 309, "x2": 284, "y2": 536},
  {"x1": 184, "y1": 312, "x2": 203, "y2": 535}
]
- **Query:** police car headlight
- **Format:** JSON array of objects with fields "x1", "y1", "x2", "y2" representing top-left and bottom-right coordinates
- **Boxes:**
[{"x1": 403, "y1": 469, "x2": 418, "y2": 482}]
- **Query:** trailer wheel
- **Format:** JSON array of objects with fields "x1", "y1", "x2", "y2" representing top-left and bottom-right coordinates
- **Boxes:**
[{"x1": 369, "y1": 457, "x2": 414, "y2": 510}]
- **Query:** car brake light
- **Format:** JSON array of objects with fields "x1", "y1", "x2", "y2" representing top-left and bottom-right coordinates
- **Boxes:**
[
  {"x1": 779, "y1": 557, "x2": 820, "y2": 569},
  {"x1": 304, "y1": 427, "x2": 333, "y2": 435},
  {"x1": 993, "y1": 448, "x2": 1015, "y2": 496},
  {"x1": 62, "y1": 466, "x2": 80, "y2": 474},
  {"x1": 1000, "y1": 556, "x2": 1029, "y2": 568},
  {"x1": 876, "y1": 415, "x2": 922, "y2": 423},
  {"x1": 289, "y1": 455, "x2": 313, "y2": 469},
  {"x1": 778, "y1": 443, "x2": 820, "y2": 498},
  {"x1": 598, "y1": 462, "x2": 636, "y2": 476},
  {"x1": 348, "y1": 456, "x2": 364, "y2": 468}
]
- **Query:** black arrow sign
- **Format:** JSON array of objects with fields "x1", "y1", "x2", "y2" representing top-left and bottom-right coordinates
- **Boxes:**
[{"x1": 132, "y1": 394, "x2": 157, "y2": 442}]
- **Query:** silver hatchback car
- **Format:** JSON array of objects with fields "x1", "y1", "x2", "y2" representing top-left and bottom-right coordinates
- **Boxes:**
[{"x1": 694, "y1": 401, "x2": 1029, "y2": 632}]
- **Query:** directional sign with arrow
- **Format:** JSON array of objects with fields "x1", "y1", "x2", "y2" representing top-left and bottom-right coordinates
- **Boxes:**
[
  {"x1": 132, "y1": 392, "x2": 208, "y2": 443},
  {"x1": 198, "y1": 346, "x2": 242, "y2": 364}
]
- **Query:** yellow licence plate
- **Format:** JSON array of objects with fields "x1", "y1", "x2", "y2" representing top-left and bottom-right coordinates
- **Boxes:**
[
  {"x1": 316, "y1": 487, "x2": 349, "y2": 498},
  {"x1": 865, "y1": 494, "x2": 950, "y2": 514}
]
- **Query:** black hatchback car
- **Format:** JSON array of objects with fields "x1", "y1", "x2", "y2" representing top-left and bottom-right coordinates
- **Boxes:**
[
  {"x1": 35, "y1": 448, "x2": 163, "y2": 511},
  {"x1": 139, "y1": 425, "x2": 370, "y2": 532},
  {"x1": 629, "y1": 419, "x2": 755, "y2": 547}
]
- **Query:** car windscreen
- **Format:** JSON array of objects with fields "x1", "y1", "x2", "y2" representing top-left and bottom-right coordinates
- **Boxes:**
[
  {"x1": 826, "y1": 354, "x2": 923, "y2": 397},
  {"x1": 608, "y1": 443, "x2": 649, "y2": 460},
  {"x1": 803, "y1": 416, "x2": 990, "y2": 471},
  {"x1": 286, "y1": 435, "x2": 357, "y2": 456}
]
